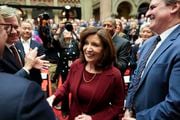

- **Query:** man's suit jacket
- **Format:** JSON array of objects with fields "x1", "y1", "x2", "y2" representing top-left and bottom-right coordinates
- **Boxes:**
[
  {"x1": 0, "y1": 39, "x2": 44, "y2": 85},
  {"x1": 112, "y1": 34, "x2": 131, "y2": 74},
  {"x1": 53, "y1": 59, "x2": 125, "y2": 120},
  {"x1": 126, "y1": 25, "x2": 180, "y2": 119},
  {"x1": 15, "y1": 39, "x2": 45, "y2": 57},
  {"x1": 0, "y1": 72, "x2": 55, "y2": 120},
  {"x1": 15, "y1": 39, "x2": 45, "y2": 85},
  {"x1": 0, "y1": 46, "x2": 29, "y2": 77}
]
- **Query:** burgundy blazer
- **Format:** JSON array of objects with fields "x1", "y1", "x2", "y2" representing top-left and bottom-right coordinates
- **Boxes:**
[{"x1": 54, "y1": 59, "x2": 125, "y2": 120}]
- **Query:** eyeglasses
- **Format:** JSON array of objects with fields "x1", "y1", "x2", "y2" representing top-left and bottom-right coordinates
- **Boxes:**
[{"x1": 0, "y1": 23, "x2": 13, "y2": 33}]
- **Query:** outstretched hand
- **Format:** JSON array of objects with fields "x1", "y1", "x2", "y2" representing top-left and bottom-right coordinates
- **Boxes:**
[
  {"x1": 33, "y1": 54, "x2": 50, "y2": 69},
  {"x1": 46, "y1": 95, "x2": 56, "y2": 107},
  {"x1": 75, "y1": 113, "x2": 92, "y2": 120}
]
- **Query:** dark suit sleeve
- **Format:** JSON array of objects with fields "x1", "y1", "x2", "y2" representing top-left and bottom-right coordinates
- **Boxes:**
[
  {"x1": 15, "y1": 68, "x2": 29, "y2": 78},
  {"x1": 115, "y1": 40, "x2": 131, "y2": 74},
  {"x1": 17, "y1": 82, "x2": 56, "y2": 120},
  {"x1": 0, "y1": 59, "x2": 29, "y2": 78},
  {"x1": 31, "y1": 41, "x2": 45, "y2": 56},
  {"x1": 37, "y1": 43, "x2": 45, "y2": 56}
]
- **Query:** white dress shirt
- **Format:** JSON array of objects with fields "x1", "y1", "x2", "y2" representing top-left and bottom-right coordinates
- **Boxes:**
[{"x1": 20, "y1": 38, "x2": 31, "y2": 54}]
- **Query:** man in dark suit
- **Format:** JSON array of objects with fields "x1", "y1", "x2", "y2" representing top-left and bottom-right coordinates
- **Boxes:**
[
  {"x1": 0, "y1": 11, "x2": 55, "y2": 120},
  {"x1": 102, "y1": 17, "x2": 131, "y2": 75},
  {"x1": 0, "y1": 73, "x2": 56, "y2": 120},
  {"x1": 123, "y1": 0, "x2": 180, "y2": 120},
  {"x1": 15, "y1": 20, "x2": 46, "y2": 85},
  {"x1": 0, "y1": 6, "x2": 49, "y2": 85}
]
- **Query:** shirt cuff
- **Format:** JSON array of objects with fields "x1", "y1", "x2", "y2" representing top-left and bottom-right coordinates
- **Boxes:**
[{"x1": 22, "y1": 67, "x2": 30, "y2": 74}]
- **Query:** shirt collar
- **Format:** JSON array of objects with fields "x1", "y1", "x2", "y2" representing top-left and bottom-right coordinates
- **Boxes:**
[
  {"x1": 20, "y1": 37, "x2": 31, "y2": 44},
  {"x1": 160, "y1": 24, "x2": 180, "y2": 42},
  {"x1": 6, "y1": 43, "x2": 14, "y2": 48}
]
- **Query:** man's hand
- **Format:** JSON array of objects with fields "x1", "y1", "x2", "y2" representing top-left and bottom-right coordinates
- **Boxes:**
[
  {"x1": 46, "y1": 95, "x2": 56, "y2": 107},
  {"x1": 24, "y1": 47, "x2": 38, "y2": 71},
  {"x1": 23, "y1": 47, "x2": 50, "y2": 71},
  {"x1": 33, "y1": 55, "x2": 50, "y2": 69}
]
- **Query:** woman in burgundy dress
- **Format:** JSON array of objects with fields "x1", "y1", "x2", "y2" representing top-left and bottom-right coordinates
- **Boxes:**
[{"x1": 47, "y1": 27, "x2": 125, "y2": 120}]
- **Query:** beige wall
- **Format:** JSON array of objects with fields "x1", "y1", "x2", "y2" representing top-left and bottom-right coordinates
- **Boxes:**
[
  {"x1": 100, "y1": 0, "x2": 111, "y2": 20},
  {"x1": 0, "y1": 0, "x2": 150, "y2": 21},
  {"x1": 80, "y1": 0, "x2": 93, "y2": 21}
]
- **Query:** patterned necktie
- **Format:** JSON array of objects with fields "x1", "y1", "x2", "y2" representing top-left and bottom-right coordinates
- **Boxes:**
[
  {"x1": 10, "y1": 45, "x2": 23, "y2": 67},
  {"x1": 127, "y1": 36, "x2": 161, "y2": 109},
  {"x1": 135, "y1": 36, "x2": 161, "y2": 80}
]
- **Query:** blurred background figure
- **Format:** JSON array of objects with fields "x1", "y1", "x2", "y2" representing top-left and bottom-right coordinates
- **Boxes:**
[
  {"x1": 16, "y1": 19, "x2": 46, "y2": 85},
  {"x1": 115, "y1": 19, "x2": 128, "y2": 39},
  {"x1": 44, "y1": 23, "x2": 60, "y2": 85},
  {"x1": 129, "y1": 22, "x2": 155, "y2": 75},
  {"x1": 135, "y1": 22, "x2": 155, "y2": 47},
  {"x1": 38, "y1": 12, "x2": 52, "y2": 49},
  {"x1": 32, "y1": 19, "x2": 43, "y2": 44},
  {"x1": 53, "y1": 22, "x2": 80, "y2": 117},
  {"x1": 126, "y1": 20, "x2": 139, "y2": 44},
  {"x1": 102, "y1": 17, "x2": 131, "y2": 75}
]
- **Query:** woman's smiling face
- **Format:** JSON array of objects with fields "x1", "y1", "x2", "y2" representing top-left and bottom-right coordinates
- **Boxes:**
[{"x1": 83, "y1": 34, "x2": 103, "y2": 64}]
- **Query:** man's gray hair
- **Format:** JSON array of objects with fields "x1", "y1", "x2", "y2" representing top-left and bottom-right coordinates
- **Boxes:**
[
  {"x1": 0, "y1": 5, "x2": 17, "y2": 18},
  {"x1": 164, "y1": 0, "x2": 180, "y2": 4},
  {"x1": 164, "y1": 0, "x2": 180, "y2": 17},
  {"x1": 102, "y1": 17, "x2": 116, "y2": 28}
]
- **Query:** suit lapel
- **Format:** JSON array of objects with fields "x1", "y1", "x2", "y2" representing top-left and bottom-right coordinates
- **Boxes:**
[
  {"x1": 30, "y1": 39, "x2": 37, "y2": 49},
  {"x1": 71, "y1": 62, "x2": 84, "y2": 106},
  {"x1": 15, "y1": 41, "x2": 25, "y2": 64},
  {"x1": 137, "y1": 25, "x2": 180, "y2": 90},
  {"x1": 3, "y1": 46, "x2": 21, "y2": 70}
]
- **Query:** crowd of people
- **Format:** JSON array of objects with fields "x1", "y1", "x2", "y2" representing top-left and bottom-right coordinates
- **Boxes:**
[{"x1": 0, "y1": 0, "x2": 180, "y2": 119}]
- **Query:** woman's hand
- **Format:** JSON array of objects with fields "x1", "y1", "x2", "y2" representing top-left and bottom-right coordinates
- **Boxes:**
[
  {"x1": 122, "y1": 109, "x2": 135, "y2": 120},
  {"x1": 75, "y1": 113, "x2": 92, "y2": 120},
  {"x1": 122, "y1": 117, "x2": 136, "y2": 120},
  {"x1": 46, "y1": 95, "x2": 56, "y2": 107}
]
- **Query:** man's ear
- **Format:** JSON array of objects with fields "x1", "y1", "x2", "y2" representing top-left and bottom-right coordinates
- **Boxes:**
[{"x1": 170, "y1": 2, "x2": 180, "y2": 15}]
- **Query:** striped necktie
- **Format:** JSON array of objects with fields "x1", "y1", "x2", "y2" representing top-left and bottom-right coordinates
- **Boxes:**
[
  {"x1": 134, "y1": 36, "x2": 161, "y2": 81},
  {"x1": 127, "y1": 36, "x2": 161, "y2": 109}
]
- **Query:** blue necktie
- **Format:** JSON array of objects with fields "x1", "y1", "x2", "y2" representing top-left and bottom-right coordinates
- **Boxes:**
[
  {"x1": 134, "y1": 36, "x2": 161, "y2": 80},
  {"x1": 127, "y1": 36, "x2": 161, "y2": 109}
]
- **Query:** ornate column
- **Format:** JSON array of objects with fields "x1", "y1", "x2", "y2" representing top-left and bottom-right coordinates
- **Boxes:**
[
  {"x1": 100, "y1": 0, "x2": 111, "y2": 21},
  {"x1": 26, "y1": 0, "x2": 30, "y2": 5},
  {"x1": 53, "y1": 0, "x2": 59, "y2": 23},
  {"x1": 80, "y1": 0, "x2": 93, "y2": 21},
  {"x1": 25, "y1": 0, "x2": 31, "y2": 19},
  {"x1": 26, "y1": 9, "x2": 32, "y2": 19}
]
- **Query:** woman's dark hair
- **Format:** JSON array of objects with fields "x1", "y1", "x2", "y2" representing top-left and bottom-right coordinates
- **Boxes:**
[{"x1": 79, "y1": 27, "x2": 116, "y2": 70}]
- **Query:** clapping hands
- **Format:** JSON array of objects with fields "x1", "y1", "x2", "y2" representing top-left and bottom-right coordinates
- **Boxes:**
[{"x1": 24, "y1": 47, "x2": 50, "y2": 71}]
